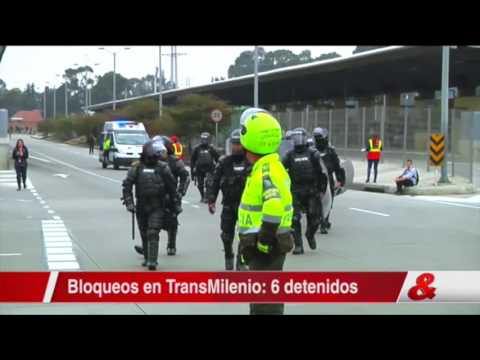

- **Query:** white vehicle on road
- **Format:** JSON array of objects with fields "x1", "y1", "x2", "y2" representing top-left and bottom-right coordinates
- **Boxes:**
[{"x1": 99, "y1": 120, "x2": 150, "y2": 170}]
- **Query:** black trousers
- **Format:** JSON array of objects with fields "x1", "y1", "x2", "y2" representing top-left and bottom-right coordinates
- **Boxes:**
[
  {"x1": 196, "y1": 169, "x2": 213, "y2": 199},
  {"x1": 367, "y1": 160, "x2": 379, "y2": 182},
  {"x1": 103, "y1": 150, "x2": 109, "y2": 163},
  {"x1": 292, "y1": 191, "x2": 322, "y2": 246},
  {"x1": 136, "y1": 205, "x2": 164, "y2": 262},
  {"x1": 396, "y1": 179, "x2": 413, "y2": 192},
  {"x1": 248, "y1": 252, "x2": 286, "y2": 315},
  {"x1": 220, "y1": 204, "x2": 241, "y2": 259},
  {"x1": 15, "y1": 163, "x2": 27, "y2": 188},
  {"x1": 89, "y1": 143, "x2": 95, "y2": 154}
]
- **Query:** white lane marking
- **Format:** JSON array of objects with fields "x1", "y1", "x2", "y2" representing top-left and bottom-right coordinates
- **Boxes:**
[
  {"x1": 46, "y1": 248, "x2": 73, "y2": 254},
  {"x1": 415, "y1": 194, "x2": 480, "y2": 204},
  {"x1": 30, "y1": 155, "x2": 52, "y2": 163},
  {"x1": 52, "y1": 216, "x2": 61, "y2": 220},
  {"x1": 0, "y1": 253, "x2": 22, "y2": 256},
  {"x1": 16, "y1": 199, "x2": 33, "y2": 202},
  {"x1": 42, "y1": 271, "x2": 59, "y2": 303},
  {"x1": 43, "y1": 205, "x2": 50, "y2": 209},
  {"x1": 349, "y1": 207, "x2": 390, "y2": 217},
  {"x1": 48, "y1": 262, "x2": 79, "y2": 270},
  {"x1": 32, "y1": 150, "x2": 122, "y2": 184},
  {"x1": 182, "y1": 200, "x2": 190, "y2": 204},
  {"x1": 41, "y1": 220, "x2": 79, "y2": 270},
  {"x1": 192, "y1": 205, "x2": 200, "y2": 209},
  {"x1": 48, "y1": 210, "x2": 55, "y2": 214},
  {"x1": 0, "y1": 170, "x2": 16, "y2": 174},
  {"x1": 430, "y1": 201, "x2": 480, "y2": 210},
  {"x1": 53, "y1": 173, "x2": 69, "y2": 179},
  {"x1": 39, "y1": 200, "x2": 46, "y2": 204},
  {"x1": 47, "y1": 254, "x2": 77, "y2": 262},
  {"x1": 45, "y1": 242, "x2": 73, "y2": 247}
]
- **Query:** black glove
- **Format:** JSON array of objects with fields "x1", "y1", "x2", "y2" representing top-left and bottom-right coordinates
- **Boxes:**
[{"x1": 257, "y1": 221, "x2": 278, "y2": 254}]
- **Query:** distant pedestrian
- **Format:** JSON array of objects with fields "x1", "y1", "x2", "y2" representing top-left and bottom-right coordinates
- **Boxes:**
[
  {"x1": 88, "y1": 133, "x2": 96, "y2": 155},
  {"x1": 12, "y1": 138, "x2": 29, "y2": 191},
  {"x1": 365, "y1": 134, "x2": 382, "y2": 183}
]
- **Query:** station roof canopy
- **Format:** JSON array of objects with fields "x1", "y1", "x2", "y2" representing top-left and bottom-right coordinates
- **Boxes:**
[{"x1": 88, "y1": 46, "x2": 480, "y2": 111}]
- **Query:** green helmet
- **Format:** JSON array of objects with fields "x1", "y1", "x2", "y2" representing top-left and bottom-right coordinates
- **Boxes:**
[{"x1": 240, "y1": 108, "x2": 282, "y2": 155}]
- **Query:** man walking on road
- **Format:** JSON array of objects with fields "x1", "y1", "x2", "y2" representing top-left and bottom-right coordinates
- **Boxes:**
[
  {"x1": 190, "y1": 132, "x2": 219, "y2": 203},
  {"x1": 283, "y1": 127, "x2": 328, "y2": 253},
  {"x1": 206, "y1": 128, "x2": 250, "y2": 271},
  {"x1": 122, "y1": 141, "x2": 180, "y2": 270},
  {"x1": 88, "y1": 133, "x2": 96, "y2": 155},
  {"x1": 237, "y1": 108, "x2": 294, "y2": 315}
]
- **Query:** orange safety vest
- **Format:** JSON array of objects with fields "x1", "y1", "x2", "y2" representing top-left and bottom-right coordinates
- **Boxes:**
[
  {"x1": 367, "y1": 139, "x2": 382, "y2": 161},
  {"x1": 173, "y1": 143, "x2": 183, "y2": 159}
]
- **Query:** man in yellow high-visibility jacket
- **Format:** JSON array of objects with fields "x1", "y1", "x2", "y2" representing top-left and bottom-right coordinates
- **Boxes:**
[{"x1": 238, "y1": 108, "x2": 294, "y2": 315}]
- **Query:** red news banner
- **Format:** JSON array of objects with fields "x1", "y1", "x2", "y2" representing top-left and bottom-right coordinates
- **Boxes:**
[{"x1": 0, "y1": 272, "x2": 407, "y2": 303}]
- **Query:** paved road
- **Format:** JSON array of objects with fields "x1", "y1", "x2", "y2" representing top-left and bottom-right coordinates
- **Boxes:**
[{"x1": 1, "y1": 135, "x2": 479, "y2": 314}]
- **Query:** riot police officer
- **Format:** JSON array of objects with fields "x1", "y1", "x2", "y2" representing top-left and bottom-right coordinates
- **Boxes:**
[
  {"x1": 206, "y1": 129, "x2": 250, "y2": 271},
  {"x1": 122, "y1": 141, "x2": 180, "y2": 270},
  {"x1": 313, "y1": 128, "x2": 346, "y2": 230},
  {"x1": 190, "y1": 132, "x2": 220, "y2": 203},
  {"x1": 134, "y1": 136, "x2": 189, "y2": 256},
  {"x1": 282, "y1": 128, "x2": 328, "y2": 255}
]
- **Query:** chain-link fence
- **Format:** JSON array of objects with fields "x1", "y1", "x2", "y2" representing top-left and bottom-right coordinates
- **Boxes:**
[{"x1": 271, "y1": 105, "x2": 480, "y2": 185}]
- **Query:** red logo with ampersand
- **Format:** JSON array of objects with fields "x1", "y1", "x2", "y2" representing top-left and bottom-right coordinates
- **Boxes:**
[{"x1": 408, "y1": 273, "x2": 436, "y2": 301}]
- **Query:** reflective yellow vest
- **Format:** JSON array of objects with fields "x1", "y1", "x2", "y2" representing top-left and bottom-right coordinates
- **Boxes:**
[
  {"x1": 103, "y1": 137, "x2": 111, "y2": 151},
  {"x1": 173, "y1": 143, "x2": 183, "y2": 157},
  {"x1": 238, "y1": 153, "x2": 293, "y2": 235}
]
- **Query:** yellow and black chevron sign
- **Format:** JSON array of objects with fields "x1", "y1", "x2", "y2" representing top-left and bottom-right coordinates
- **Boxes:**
[{"x1": 430, "y1": 134, "x2": 445, "y2": 166}]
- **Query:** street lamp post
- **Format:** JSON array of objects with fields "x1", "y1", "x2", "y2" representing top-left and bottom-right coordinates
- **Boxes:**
[
  {"x1": 99, "y1": 47, "x2": 130, "y2": 111},
  {"x1": 159, "y1": 46, "x2": 163, "y2": 117},
  {"x1": 254, "y1": 46, "x2": 259, "y2": 107},
  {"x1": 439, "y1": 46, "x2": 450, "y2": 183},
  {"x1": 43, "y1": 85, "x2": 47, "y2": 120}
]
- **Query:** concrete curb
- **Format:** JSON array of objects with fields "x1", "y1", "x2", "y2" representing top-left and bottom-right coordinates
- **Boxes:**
[{"x1": 348, "y1": 182, "x2": 477, "y2": 195}]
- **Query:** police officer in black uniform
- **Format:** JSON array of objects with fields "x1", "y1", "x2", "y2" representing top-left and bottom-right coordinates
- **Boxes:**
[
  {"x1": 282, "y1": 128, "x2": 328, "y2": 255},
  {"x1": 313, "y1": 127, "x2": 346, "y2": 230},
  {"x1": 134, "y1": 136, "x2": 189, "y2": 257},
  {"x1": 206, "y1": 129, "x2": 250, "y2": 271},
  {"x1": 122, "y1": 141, "x2": 180, "y2": 270},
  {"x1": 190, "y1": 132, "x2": 220, "y2": 203}
]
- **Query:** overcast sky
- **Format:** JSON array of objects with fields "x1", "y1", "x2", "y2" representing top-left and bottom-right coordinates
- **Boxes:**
[{"x1": 0, "y1": 46, "x2": 356, "y2": 91}]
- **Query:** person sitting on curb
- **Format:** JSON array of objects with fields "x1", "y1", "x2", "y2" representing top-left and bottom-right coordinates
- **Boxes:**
[{"x1": 394, "y1": 159, "x2": 418, "y2": 194}]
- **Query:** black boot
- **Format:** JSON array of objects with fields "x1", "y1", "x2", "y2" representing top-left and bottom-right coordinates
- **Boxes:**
[
  {"x1": 146, "y1": 239, "x2": 159, "y2": 271},
  {"x1": 306, "y1": 228, "x2": 317, "y2": 250},
  {"x1": 139, "y1": 237, "x2": 148, "y2": 266},
  {"x1": 17, "y1": 179, "x2": 21, "y2": 191},
  {"x1": 225, "y1": 256, "x2": 234, "y2": 271},
  {"x1": 221, "y1": 232, "x2": 234, "y2": 270},
  {"x1": 293, "y1": 244, "x2": 304, "y2": 255},
  {"x1": 23, "y1": 181, "x2": 27, "y2": 189},
  {"x1": 325, "y1": 215, "x2": 332, "y2": 229},
  {"x1": 320, "y1": 221, "x2": 328, "y2": 235},
  {"x1": 146, "y1": 230, "x2": 159, "y2": 270},
  {"x1": 167, "y1": 229, "x2": 177, "y2": 256}
]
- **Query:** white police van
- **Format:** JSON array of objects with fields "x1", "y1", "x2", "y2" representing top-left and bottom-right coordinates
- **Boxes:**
[{"x1": 99, "y1": 120, "x2": 150, "y2": 169}]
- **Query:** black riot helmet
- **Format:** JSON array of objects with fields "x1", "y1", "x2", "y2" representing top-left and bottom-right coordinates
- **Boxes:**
[
  {"x1": 313, "y1": 127, "x2": 329, "y2": 151},
  {"x1": 161, "y1": 136, "x2": 175, "y2": 155},
  {"x1": 291, "y1": 128, "x2": 308, "y2": 150},
  {"x1": 142, "y1": 141, "x2": 160, "y2": 166},
  {"x1": 230, "y1": 128, "x2": 244, "y2": 157},
  {"x1": 230, "y1": 128, "x2": 241, "y2": 144},
  {"x1": 200, "y1": 132, "x2": 210, "y2": 146}
]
